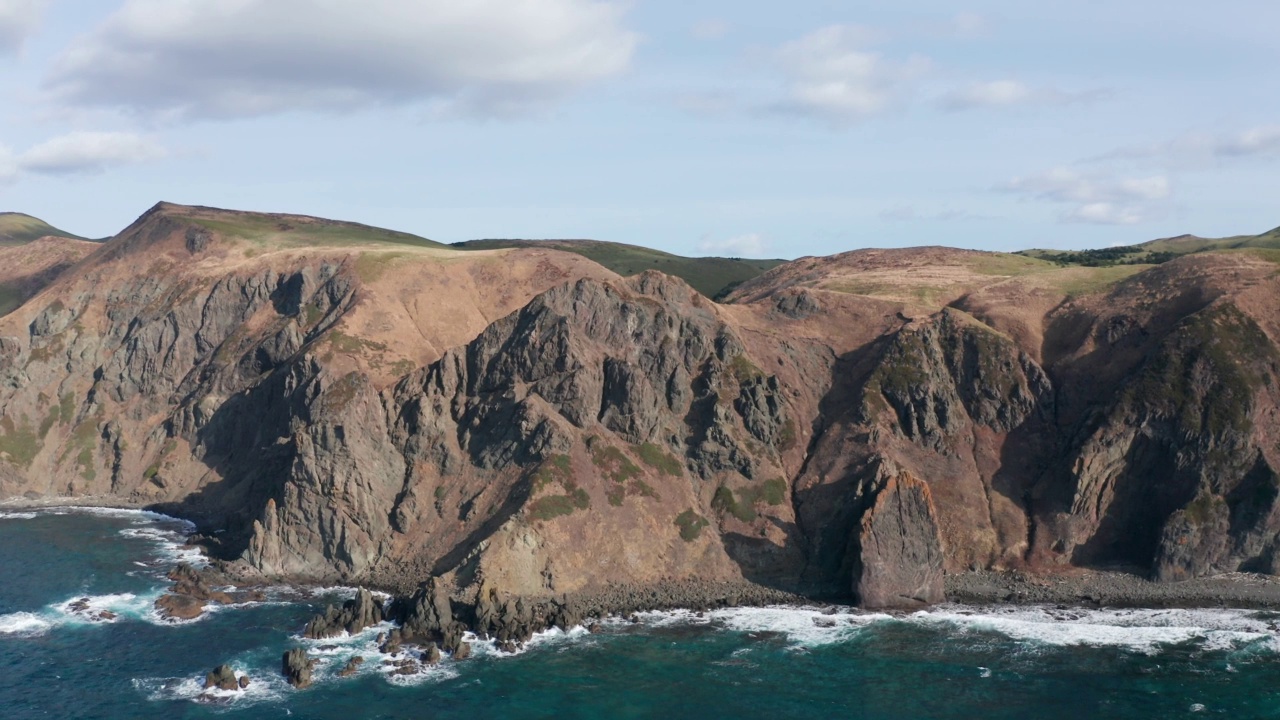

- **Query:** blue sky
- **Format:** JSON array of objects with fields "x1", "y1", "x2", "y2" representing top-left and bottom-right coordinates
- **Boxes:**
[{"x1": 0, "y1": 0, "x2": 1277, "y2": 258}]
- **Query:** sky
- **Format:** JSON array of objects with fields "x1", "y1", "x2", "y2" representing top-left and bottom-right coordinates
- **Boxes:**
[{"x1": 0, "y1": 1, "x2": 1277, "y2": 258}]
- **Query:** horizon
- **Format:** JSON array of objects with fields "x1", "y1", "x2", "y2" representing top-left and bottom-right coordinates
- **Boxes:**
[
  {"x1": 1, "y1": 2, "x2": 1278, "y2": 259},
  {"x1": 7, "y1": 199, "x2": 1275, "y2": 258}
]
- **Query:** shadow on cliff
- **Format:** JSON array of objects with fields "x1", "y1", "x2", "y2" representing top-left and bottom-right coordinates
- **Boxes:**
[
  {"x1": 770, "y1": 336, "x2": 896, "y2": 599},
  {"x1": 147, "y1": 358, "x2": 319, "y2": 561}
]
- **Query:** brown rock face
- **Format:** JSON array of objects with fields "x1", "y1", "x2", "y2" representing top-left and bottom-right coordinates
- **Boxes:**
[
  {"x1": 853, "y1": 471, "x2": 944, "y2": 608},
  {"x1": 4, "y1": 204, "x2": 1280, "y2": 610}
]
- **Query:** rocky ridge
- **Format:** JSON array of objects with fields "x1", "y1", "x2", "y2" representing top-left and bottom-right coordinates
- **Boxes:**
[{"x1": 1, "y1": 203, "x2": 1279, "y2": 618}]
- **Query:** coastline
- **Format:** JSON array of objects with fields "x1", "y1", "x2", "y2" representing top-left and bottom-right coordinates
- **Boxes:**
[{"x1": 9, "y1": 498, "x2": 1280, "y2": 616}]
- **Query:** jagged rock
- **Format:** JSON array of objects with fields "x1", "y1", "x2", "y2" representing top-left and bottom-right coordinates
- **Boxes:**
[
  {"x1": 853, "y1": 471, "x2": 945, "y2": 608},
  {"x1": 338, "y1": 657, "x2": 364, "y2": 677},
  {"x1": 154, "y1": 564, "x2": 266, "y2": 621},
  {"x1": 421, "y1": 643, "x2": 442, "y2": 664},
  {"x1": 304, "y1": 588, "x2": 384, "y2": 639},
  {"x1": 281, "y1": 648, "x2": 315, "y2": 689},
  {"x1": 452, "y1": 642, "x2": 471, "y2": 660},
  {"x1": 204, "y1": 665, "x2": 239, "y2": 692}
]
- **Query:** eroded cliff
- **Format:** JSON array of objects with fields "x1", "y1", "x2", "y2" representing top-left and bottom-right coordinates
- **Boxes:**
[{"x1": 3, "y1": 204, "x2": 1280, "y2": 610}]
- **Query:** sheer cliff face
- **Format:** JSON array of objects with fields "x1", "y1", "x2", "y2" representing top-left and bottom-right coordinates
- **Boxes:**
[{"x1": 3, "y1": 205, "x2": 1280, "y2": 608}]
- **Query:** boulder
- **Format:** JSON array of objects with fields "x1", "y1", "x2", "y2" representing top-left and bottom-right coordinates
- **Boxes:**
[
  {"x1": 281, "y1": 648, "x2": 316, "y2": 689},
  {"x1": 204, "y1": 664, "x2": 239, "y2": 692}
]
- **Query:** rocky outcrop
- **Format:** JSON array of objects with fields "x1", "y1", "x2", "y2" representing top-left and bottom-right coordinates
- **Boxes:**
[
  {"x1": 852, "y1": 470, "x2": 944, "y2": 608},
  {"x1": 281, "y1": 648, "x2": 315, "y2": 689},
  {"x1": 204, "y1": 665, "x2": 240, "y2": 692},
  {"x1": 303, "y1": 588, "x2": 384, "y2": 639},
  {"x1": 154, "y1": 564, "x2": 265, "y2": 620}
]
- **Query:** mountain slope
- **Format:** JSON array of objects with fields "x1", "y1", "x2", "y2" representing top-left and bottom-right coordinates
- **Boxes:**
[
  {"x1": 1, "y1": 203, "x2": 1279, "y2": 612},
  {"x1": 453, "y1": 239, "x2": 781, "y2": 299},
  {"x1": 0, "y1": 212, "x2": 88, "y2": 246},
  {"x1": 1020, "y1": 225, "x2": 1280, "y2": 266}
]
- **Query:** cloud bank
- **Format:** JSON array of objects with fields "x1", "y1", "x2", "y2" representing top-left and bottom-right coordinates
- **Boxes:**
[{"x1": 44, "y1": 0, "x2": 638, "y2": 120}]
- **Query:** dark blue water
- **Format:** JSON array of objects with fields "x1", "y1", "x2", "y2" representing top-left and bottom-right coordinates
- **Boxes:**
[{"x1": 2, "y1": 508, "x2": 1279, "y2": 719}]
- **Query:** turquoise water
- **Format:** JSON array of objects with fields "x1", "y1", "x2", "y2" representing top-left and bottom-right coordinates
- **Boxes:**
[{"x1": 2, "y1": 509, "x2": 1279, "y2": 719}]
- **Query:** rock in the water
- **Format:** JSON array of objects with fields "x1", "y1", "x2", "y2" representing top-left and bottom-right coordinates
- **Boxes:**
[
  {"x1": 238, "y1": 675, "x2": 250, "y2": 689},
  {"x1": 304, "y1": 588, "x2": 384, "y2": 639},
  {"x1": 155, "y1": 593, "x2": 207, "y2": 621},
  {"x1": 204, "y1": 664, "x2": 240, "y2": 692},
  {"x1": 452, "y1": 642, "x2": 471, "y2": 660},
  {"x1": 155, "y1": 564, "x2": 266, "y2": 621},
  {"x1": 338, "y1": 656, "x2": 364, "y2": 678},
  {"x1": 422, "y1": 643, "x2": 442, "y2": 664},
  {"x1": 281, "y1": 648, "x2": 316, "y2": 689}
]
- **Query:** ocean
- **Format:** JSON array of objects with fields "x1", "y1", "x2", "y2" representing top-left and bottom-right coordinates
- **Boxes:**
[{"x1": 1, "y1": 508, "x2": 1278, "y2": 719}]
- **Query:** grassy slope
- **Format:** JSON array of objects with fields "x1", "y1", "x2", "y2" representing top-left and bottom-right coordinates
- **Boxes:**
[
  {"x1": 183, "y1": 209, "x2": 448, "y2": 251},
  {"x1": 1020, "y1": 226, "x2": 1280, "y2": 266},
  {"x1": 453, "y1": 239, "x2": 783, "y2": 299},
  {"x1": 0, "y1": 213, "x2": 87, "y2": 246}
]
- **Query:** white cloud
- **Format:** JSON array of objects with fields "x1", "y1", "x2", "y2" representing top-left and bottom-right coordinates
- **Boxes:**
[
  {"x1": 0, "y1": 0, "x2": 46, "y2": 55},
  {"x1": 940, "y1": 80, "x2": 1108, "y2": 111},
  {"x1": 4, "y1": 131, "x2": 164, "y2": 176},
  {"x1": 1212, "y1": 125, "x2": 1280, "y2": 157},
  {"x1": 1003, "y1": 168, "x2": 1171, "y2": 225},
  {"x1": 941, "y1": 80, "x2": 1032, "y2": 110},
  {"x1": 1094, "y1": 124, "x2": 1280, "y2": 165},
  {"x1": 769, "y1": 25, "x2": 929, "y2": 126},
  {"x1": 1063, "y1": 203, "x2": 1144, "y2": 226},
  {"x1": 44, "y1": 0, "x2": 638, "y2": 120},
  {"x1": 698, "y1": 233, "x2": 770, "y2": 258}
]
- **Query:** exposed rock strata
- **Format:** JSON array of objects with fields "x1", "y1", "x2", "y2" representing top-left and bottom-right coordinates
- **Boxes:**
[{"x1": 2, "y1": 204, "x2": 1280, "y2": 613}]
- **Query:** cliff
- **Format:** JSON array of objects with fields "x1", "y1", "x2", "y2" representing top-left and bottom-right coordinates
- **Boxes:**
[{"x1": 2, "y1": 203, "x2": 1279, "y2": 610}]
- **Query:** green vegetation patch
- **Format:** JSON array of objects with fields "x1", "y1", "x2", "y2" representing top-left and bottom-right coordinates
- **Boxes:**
[
  {"x1": 589, "y1": 440, "x2": 641, "y2": 483},
  {"x1": 58, "y1": 393, "x2": 76, "y2": 425},
  {"x1": 0, "y1": 283, "x2": 24, "y2": 317},
  {"x1": 675, "y1": 509, "x2": 710, "y2": 542},
  {"x1": 327, "y1": 331, "x2": 389, "y2": 355},
  {"x1": 712, "y1": 487, "x2": 758, "y2": 522},
  {"x1": 0, "y1": 213, "x2": 87, "y2": 245},
  {"x1": 354, "y1": 251, "x2": 408, "y2": 283},
  {"x1": 531, "y1": 454, "x2": 573, "y2": 491},
  {"x1": 636, "y1": 443, "x2": 683, "y2": 476},
  {"x1": 712, "y1": 478, "x2": 789, "y2": 522},
  {"x1": 728, "y1": 354, "x2": 764, "y2": 384},
  {"x1": 528, "y1": 454, "x2": 591, "y2": 520},
  {"x1": 528, "y1": 487, "x2": 591, "y2": 521},
  {"x1": 187, "y1": 212, "x2": 444, "y2": 250},
  {"x1": 0, "y1": 416, "x2": 42, "y2": 468}
]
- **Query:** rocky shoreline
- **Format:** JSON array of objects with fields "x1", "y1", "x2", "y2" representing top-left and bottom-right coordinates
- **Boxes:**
[{"x1": 946, "y1": 568, "x2": 1280, "y2": 610}]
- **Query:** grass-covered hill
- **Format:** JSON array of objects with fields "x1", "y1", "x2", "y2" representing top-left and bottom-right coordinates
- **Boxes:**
[
  {"x1": 1019, "y1": 225, "x2": 1280, "y2": 267},
  {"x1": 453, "y1": 239, "x2": 783, "y2": 299},
  {"x1": 0, "y1": 213, "x2": 88, "y2": 246}
]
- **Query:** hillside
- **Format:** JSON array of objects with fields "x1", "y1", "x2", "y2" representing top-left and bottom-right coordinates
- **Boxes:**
[
  {"x1": 1020, "y1": 225, "x2": 1280, "y2": 267},
  {"x1": 453, "y1": 239, "x2": 782, "y2": 299},
  {"x1": 0, "y1": 212, "x2": 88, "y2": 246},
  {"x1": 0, "y1": 203, "x2": 1278, "y2": 616}
]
